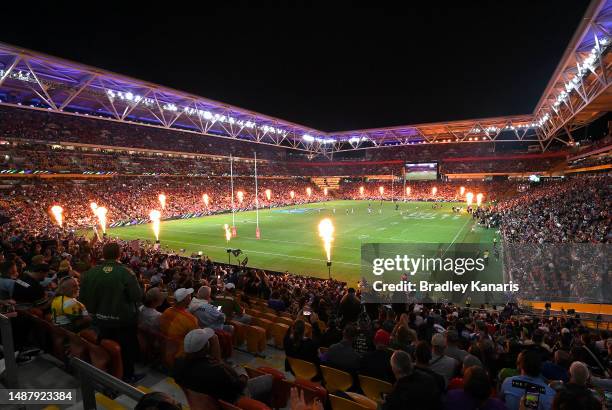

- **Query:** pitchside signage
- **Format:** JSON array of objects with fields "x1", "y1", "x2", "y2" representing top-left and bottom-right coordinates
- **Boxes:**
[{"x1": 360, "y1": 243, "x2": 610, "y2": 304}]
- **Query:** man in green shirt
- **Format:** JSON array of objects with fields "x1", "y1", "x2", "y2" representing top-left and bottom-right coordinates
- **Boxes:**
[{"x1": 80, "y1": 242, "x2": 143, "y2": 383}]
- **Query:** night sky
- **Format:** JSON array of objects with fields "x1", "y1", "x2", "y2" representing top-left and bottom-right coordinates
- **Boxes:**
[{"x1": 0, "y1": 1, "x2": 590, "y2": 131}]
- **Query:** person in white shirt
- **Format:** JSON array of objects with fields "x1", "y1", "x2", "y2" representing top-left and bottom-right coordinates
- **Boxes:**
[{"x1": 139, "y1": 287, "x2": 163, "y2": 331}]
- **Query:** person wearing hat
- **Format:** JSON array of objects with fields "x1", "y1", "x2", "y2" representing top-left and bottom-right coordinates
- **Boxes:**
[
  {"x1": 160, "y1": 287, "x2": 199, "y2": 357},
  {"x1": 360, "y1": 328, "x2": 395, "y2": 383},
  {"x1": 80, "y1": 242, "x2": 143, "y2": 383},
  {"x1": 173, "y1": 328, "x2": 272, "y2": 404},
  {"x1": 215, "y1": 282, "x2": 251, "y2": 324}
]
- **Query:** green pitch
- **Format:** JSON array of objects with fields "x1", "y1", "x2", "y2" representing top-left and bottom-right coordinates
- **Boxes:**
[{"x1": 107, "y1": 200, "x2": 497, "y2": 283}]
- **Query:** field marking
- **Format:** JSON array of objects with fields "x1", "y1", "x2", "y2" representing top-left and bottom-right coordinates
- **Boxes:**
[
  {"x1": 159, "y1": 227, "x2": 363, "y2": 251},
  {"x1": 441, "y1": 217, "x2": 472, "y2": 257},
  {"x1": 119, "y1": 234, "x2": 361, "y2": 266}
]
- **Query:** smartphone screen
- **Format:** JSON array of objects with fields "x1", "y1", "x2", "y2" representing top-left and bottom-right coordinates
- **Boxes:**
[{"x1": 524, "y1": 392, "x2": 539, "y2": 409}]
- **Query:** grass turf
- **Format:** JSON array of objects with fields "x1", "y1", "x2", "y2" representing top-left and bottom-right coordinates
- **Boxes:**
[{"x1": 107, "y1": 200, "x2": 497, "y2": 284}]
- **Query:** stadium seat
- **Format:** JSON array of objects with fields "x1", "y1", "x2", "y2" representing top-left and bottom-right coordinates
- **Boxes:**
[
  {"x1": 45, "y1": 322, "x2": 69, "y2": 362},
  {"x1": 344, "y1": 393, "x2": 377, "y2": 410},
  {"x1": 234, "y1": 397, "x2": 272, "y2": 410},
  {"x1": 230, "y1": 320, "x2": 247, "y2": 347},
  {"x1": 270, "y1": 323, "x2": 290, "y2": 348},
  {"x1": 320, "y1": 365, "x2": 353, "y2": 393},
  {"x1": 357, "y1": 375, "x2": 392, "y2": 403},
  {"x1": 262, "y1": 312, "x2": 278, "y2": 323},
  {"x1": 183, "y1": 388, "x2": 221, "y2": 410},
  {"x1": 255, "y1": 366, "x2": 285, "y2": 380},
  {"x1": 329, "y1": 394, "x2": 374, "y2": 410},
  {"x1": 276, "y1": 316, "x2": 294, "y2": 327},
  {"x1": 215, "y1": 329, "x2": 234, "y2": 359},
  {"x1": 67, "y1": 330, "x2": 89, "y2": 360},
  {"x1": 303, "y1": 322, "x2": 313, "y2": 338},
  {"x1": 287, "y1": 357, "x2": 318, "y2": 381},
  {"x1": 219, "y1": 401, "x2": 241, "y2": 410},
  {"x1": 246, "y1": 325, "x2": 267, "y2": 355},
  {"x1": 294, "y1": 380, "x2": 327, "y2": 404},
  {"x1": 253, "y1": 317, "x2": 274, "y2": 339}
]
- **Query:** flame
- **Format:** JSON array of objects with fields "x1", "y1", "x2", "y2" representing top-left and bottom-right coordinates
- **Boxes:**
[
  {"x1": 158, "y1": 194, "x2": 166, "y2": 210},
  {"x1": 290, "y1": 190, "x2": 295, "y2": 199},
  {"x1": 466, "y1": 192, "x2": 474, "y2": 207},
  {"x1": 318, "y1": 218, "x2": 334, "y2": 262},
  {"x1": 379, "y1": 186, "x2": 384, "y2": 195},
  {"x1": 476, "y1": 193, "x2": 484, "y2": 207},
  {"x1": 95, "y1": 206, "x2": 108, "y2": 234},
  {"x1": 149, "y1": 209, "x2": 161, "y2": 241},
  {"x1": 236, "y1": 191, "x2": 244, "y2": 204},
  {"x1": 306, "y1": 187, "x2": 312, "y2": 197},
  {"x1": 223, "y1": 223, "x2": 231, "y2": 242},
  {"x1": 203, "y1": 194, "x2": 209, "y2": 206},
  {"x1": 432, "y1": 187, "x2": 437, "y2": 196},
  {"x1": 406, "y1": 186, "x2": 411, "y2": 196},
  {"x1": 90, "y1": 202, "x2": 98, "y2": 212},
  {"x1": 460, "y1": 186, "x2": 465, "y2": 196},
  {"x1": 265, "y1": 189, "x2": 271, "y2": 201},
  {"x1": 323, "y1": 187, "x2": 328, "y2": 196},
  {"x1": 51, "y1": 205, "x2": 63, "y2": 227},
  {"x1": 359, "y1": 186, "x2": 364, "y2": 196}
]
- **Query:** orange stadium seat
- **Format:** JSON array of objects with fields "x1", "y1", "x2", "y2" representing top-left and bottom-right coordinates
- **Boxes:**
[
  {"x1": 253, "y1": 317, "x2": 274, "y2": 339},
  {"x1": 320, "y1": 365, "x2": 353, "y2": 393},
  {"x1": 230, "y1": 320, "x2": 247, "y2": 347},
  {"x1": 246, "y1": 325, "x2": 267, "y2": 355},
  {"x1": 271, "y1": 323, "x2": 290, "y2": 349},
  {"x1": 183, "y1": 388, "x2": 222, "y2": 410},
  {"x1": 329, "y1": 394, "x2": 375, "y2": 410},
  {"x1": 276, "y1": 316, "x2": 294, "y2": 327},
  {"x1": 287, "y1": 357, "x2": 318, "y2": 381},
  {"x1": 358, "y1": 375, "x2": 393, "y2": 403},
  {"x1": 234, "y1": 397, "x2": 272, "y2": 410}
]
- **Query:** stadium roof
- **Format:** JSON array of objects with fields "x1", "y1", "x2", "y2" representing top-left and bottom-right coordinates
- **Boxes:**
[{"x1": 0, "y1": 0, "x2": 610, "y2": 157}]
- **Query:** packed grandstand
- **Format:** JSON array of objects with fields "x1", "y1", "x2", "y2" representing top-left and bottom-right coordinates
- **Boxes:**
[{"x1": 0, "y1": 3, "x2": 611, "y2": 410}]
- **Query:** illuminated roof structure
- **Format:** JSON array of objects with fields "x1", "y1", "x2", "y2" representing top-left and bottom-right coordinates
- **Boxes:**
[{"x1": 0, "y1": 0, "x2": 609, "y2": 157}]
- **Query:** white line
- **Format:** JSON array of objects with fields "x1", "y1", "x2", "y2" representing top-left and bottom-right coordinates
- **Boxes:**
[
  {"x1": 117, "y1": 233, "x2": 361, "y2": 266},
  {"x1": 441, "y1": 217, "x2": 472, "y2": 257}
]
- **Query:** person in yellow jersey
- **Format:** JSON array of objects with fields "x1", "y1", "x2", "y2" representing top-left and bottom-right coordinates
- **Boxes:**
[{"x1": 51, "y1": 277, "x2": 91, "y2": 332}]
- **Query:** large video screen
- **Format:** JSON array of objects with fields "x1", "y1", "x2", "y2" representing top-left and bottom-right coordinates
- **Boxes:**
[{"x1": 404, "y1": 162, "x2": 438, "y2": 180}]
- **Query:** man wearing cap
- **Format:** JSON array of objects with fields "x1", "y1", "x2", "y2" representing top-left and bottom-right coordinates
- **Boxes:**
[
  {"x1": 173, "y1": 328, "x2": 272, "y2": 404},
  {"x1": 80, "y1": 242, "x2": 142, "y2": 383},
  {"x1": 360, "y1": 328, "x2": 395, "y2": 383},
  {"x1": 160, "y1": 287, "x2": 199, "y2": 357},
  {"x1": 215, "y1": 283, "x2": 251, "y2": 324}
]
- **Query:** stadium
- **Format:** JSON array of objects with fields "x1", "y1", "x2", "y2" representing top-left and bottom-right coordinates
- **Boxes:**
[{"x1": 0, "y1": 2, "x2": 610, "y2": 410}]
